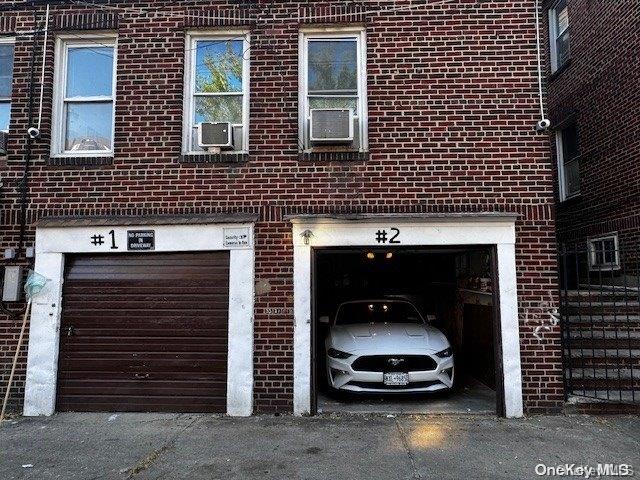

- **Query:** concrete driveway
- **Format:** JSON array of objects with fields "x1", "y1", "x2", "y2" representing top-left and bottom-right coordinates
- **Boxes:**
[{"x1": 1, "y1": 413, "x2": 638, "y2": 480}]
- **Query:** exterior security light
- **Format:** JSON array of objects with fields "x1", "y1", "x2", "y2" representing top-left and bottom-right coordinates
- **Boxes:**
[{"x1": 300, "y1": 229, "x2": 313, "y2": 245}]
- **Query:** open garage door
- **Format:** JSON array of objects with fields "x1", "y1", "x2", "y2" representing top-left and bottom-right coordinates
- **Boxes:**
[
  {"x1": 56, "y1": 252, "x2": 230, "y2": 413},
  {"x1": 313, "y1": 247, "x2": 501, "y2": 415}
]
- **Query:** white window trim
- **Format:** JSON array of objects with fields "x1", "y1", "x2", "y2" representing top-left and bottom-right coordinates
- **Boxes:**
[
  {"x1": 555, "y1": 127, "x2": 579, "y2": 201},
  {"x1": 298, "y1": 27, "x2": 368, "y2": 152},
  {"x1": 182, "y1": 30, "x2": 250, "y2": 154},
  {"x1": 548, "y1": 0, "x2": 568, "y2": 73},
  {"x1": 51, "y1": 33, "x2": 117, "y2": 157},
  {"x1": 588, "y1": 233, "x2": 621, "y2": 271},
  {"x1": 0, "y1": 36, "x2": 16, "y2": 133}
]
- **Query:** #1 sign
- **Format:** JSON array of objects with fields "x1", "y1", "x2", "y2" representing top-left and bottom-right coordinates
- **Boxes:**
[{"x1": 127, "y1": 230, "x2": 155, "y2": 251}]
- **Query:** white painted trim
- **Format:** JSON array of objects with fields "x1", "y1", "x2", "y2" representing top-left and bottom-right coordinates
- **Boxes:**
[
  {"x1": 24, "y1": 222, "x2": 255, "y2": 417},
  {"x1": 588, "y1": 233, "x2": 621, "y2": 271},
  {"x1": 0, "y1": 37, "x2": 15, "y2": 132},
  {"x1": 555, "y1": 129, "x2": 567, "y2": 201},
  {"x1": 291, "y1": 216, "x2": 524, "y2": 418},
  {"x1": 298, "y1": 28, "x2": 368, "y2": 152},
  {"x1": 555, "y1": 126, "x2": 580, "y2": 201},
  {"x1": 548, "y1": 0, "x2": 568, "y2": 73},
  {"x1": 51, "y1": 33, "x2": 118, "y2": 157},
  {"x1": 182, "y1": 31, "x2": 250, "y2": 154}
]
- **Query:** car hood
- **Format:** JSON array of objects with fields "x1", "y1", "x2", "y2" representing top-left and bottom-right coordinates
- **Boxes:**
[{"x1": 329, "y1": 323, "x2": 450, "y2": 355}]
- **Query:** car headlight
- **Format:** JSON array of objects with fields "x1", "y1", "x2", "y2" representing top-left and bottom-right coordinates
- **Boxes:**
[
  {"x1": 328, "y1": 348, "x2": 352, "y2": 359},
  {"x1": 435, "y1": 347, "x2": 452, "y2": 358}
]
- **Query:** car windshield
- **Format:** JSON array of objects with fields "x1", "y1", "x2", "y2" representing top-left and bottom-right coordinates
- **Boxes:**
[{"x1": 335, "y1": 302, "x2": 423, "y2": 325}]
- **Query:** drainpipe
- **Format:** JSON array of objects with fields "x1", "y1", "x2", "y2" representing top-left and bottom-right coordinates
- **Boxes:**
[{"x1": 17, "y1": 7, "x2": 40, "y2": 258}]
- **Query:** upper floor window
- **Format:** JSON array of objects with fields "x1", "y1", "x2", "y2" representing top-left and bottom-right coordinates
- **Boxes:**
[
  {"x1": 183, "y1": 32, "x2": 250, "y2": 154},
  {"x1": 0, "y1": 38, "x2": 15, "y2": 132},
  {"x1": 556, "y1": 123, "x2": 580, "y2": 200},
  {"x1": 549, "y1": 0, "x2": 570, "y2": 72},
  {"x1": 588, "y1": 234, "x2": 620, "y2": 271},
  {"x1": 299, "y1": 29, "x2": 367, "y2": 152},
  {"x1": 52, "y1": 34, "x2": 117, "y2": 156}
]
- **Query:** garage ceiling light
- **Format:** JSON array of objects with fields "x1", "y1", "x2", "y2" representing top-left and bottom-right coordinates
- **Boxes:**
[
  {"x1": 385, "y1": 252, "x2": 393, "y2": 259},
  {"x1": 366, "y1": 252, "x2": 375, "y2": 260}
]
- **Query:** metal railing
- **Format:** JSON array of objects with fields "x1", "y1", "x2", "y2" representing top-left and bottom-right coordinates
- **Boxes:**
[{"x1": 559, "y1": 243, "x2": 640, "y2": 404}]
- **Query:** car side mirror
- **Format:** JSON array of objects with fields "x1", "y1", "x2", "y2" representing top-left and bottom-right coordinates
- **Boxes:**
[{"x1": 319, "y1": 316, "x2": 330, "y2": 325}]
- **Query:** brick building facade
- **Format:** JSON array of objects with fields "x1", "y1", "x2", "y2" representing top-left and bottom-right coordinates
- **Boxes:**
[
  {"x1": 545, "y1": 0, "x2": 639, "y2": 410},
  {"x1": 1, "y1": 0, "x2": 562, "y2": 416},
  {"x1": 547, "y1": 0, "x2": 640, "y2": 280}
]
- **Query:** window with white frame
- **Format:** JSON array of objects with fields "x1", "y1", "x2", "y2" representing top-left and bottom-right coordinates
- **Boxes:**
[
  {"x1": 556, "y1": 123, "x2": 580, "y2": 200},
  {"x1": 589, "y1": 234, "x2": 620, "y2": 270},
  {"x1": 0, "y1": 38, "x2": 15, "y2": 132},
  {"x1": 300, "y1": 29, "x2": 367, "y2": 151},
  {"x1": 549, "y1": 0, "x2": 570, "y2": 72},
  {"x1": 52, "y1": 35, "x2": 117, "y2": 156},
  {"x1": 184, "y1": 33, "x2": 250, "y2": 153}
]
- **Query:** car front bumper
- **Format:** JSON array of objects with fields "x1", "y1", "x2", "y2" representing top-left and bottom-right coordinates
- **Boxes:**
[{"x1": 326, "y1": 354, "x2": 454, "y2": 393}]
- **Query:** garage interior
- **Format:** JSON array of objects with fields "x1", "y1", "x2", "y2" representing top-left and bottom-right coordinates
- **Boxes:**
[{"x1": 313, "y1": 246, "x2": 499, "y2": 415}]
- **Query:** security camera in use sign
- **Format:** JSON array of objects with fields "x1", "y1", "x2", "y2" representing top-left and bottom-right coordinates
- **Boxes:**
[{"x1": 127, "y1": 230, "x2": 155, "y2": 251}]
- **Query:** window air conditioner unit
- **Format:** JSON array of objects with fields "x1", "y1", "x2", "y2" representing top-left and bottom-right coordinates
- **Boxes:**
[
  {"x1": 310, "y1": 109, "x2": 354, "y2": 143},
  {"x1": 0, "y1": 131, "x2": 7, "y2": 155},
  {"x1": 198, "y1": 122, "x2": 233, "y2": 149}
]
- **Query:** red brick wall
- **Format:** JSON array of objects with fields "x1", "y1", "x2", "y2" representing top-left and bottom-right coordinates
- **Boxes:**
[
  {"x1": 547, "y1": 0, "x2": 640, "y2": 275},
  {"x1": 0, "y1": 0, "x2": 562, "y2": 414}
]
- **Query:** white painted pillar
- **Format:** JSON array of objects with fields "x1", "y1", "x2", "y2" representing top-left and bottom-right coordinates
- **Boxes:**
[
  {"x1": 293, "y1": 244, "x2": 312, "y2": 415},
  {"x1": 497, "y1": 242, "x2": 524, "y2": 418},
  {"x1": 23, "y1": 252, "x2": 64, "y2": 416},
  {"x1": 227, "y1": 249, "x2": 255, "y2": 416}
]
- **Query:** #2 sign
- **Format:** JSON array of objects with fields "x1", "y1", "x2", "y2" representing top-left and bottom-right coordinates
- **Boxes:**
[{"x1": 127, "y1": 230, "x2": 155, "y2": 251}]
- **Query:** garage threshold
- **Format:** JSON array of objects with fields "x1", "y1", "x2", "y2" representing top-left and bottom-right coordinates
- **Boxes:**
[{"x1": 317, "y1": 379, "x2": 496, "y2": 416}]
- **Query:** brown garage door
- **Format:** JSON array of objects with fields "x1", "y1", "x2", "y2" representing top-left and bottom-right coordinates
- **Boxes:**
[{"x1": 56, "y1": 252, "x2": 230, "y2": 413}]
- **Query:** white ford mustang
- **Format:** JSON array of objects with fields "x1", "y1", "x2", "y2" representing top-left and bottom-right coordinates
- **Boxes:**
[{"x1": 323, "y1": 299, "x2": 454, "y2": 393}]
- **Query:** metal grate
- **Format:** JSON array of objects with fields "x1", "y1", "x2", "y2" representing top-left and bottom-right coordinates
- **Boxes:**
[
  {"x1": 559, "y1": 242, "x2": 640, "y2": 404},
  {"x1": 351, "y1": 355, "x2": 437, "y2": 373}
]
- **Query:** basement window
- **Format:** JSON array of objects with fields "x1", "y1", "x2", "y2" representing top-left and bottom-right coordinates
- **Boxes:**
[
  {"x1": 0, "y1": 38, "x2": 15, "y2": 132},
  {"x1": 183, "y1": 32, "x2": 250, "y2": 154},
  {"x1": 299, "y1": 28, "x2": 368, "y2": 152},
  {"x1": 52, "y1": 34, "x2": 117, "y2": 156},
  {"x1": 556, "y1": 123, "x2": 580, "y2": 201},
  {"x1": 549, "y1": 0, "x2": 570, "y2": 73},
  {"x1": 588, "y1": 234, "x2": 620, "y2": 271}
]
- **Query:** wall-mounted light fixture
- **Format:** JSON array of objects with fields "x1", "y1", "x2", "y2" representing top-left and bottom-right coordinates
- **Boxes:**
[{"x1": 300, "y1": 229, "x2": 314, "y2": 245}]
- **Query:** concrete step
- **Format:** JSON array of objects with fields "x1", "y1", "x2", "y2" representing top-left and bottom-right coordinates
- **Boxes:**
[
  {"x1": 562, "y1": 287, "x2": 640, "y2": 302},
  {"x1": 567, "y1": 391, "x2": 639, "y2": 403},
  {"x1": 565, "y1": 314, "x2": 640, "y2": 325},
  {"x1": 563, "y1": 304, "x2": 640, "y2": 317},
  {"x1": 566, "y1": 357, "x2": 640, "y2": 372},
  {"x1": 565, "y1": 348, "x2": 640, "y2": 359},
  {"x1": 566, "y1": 368, "x2": 640, "y2": 380}
]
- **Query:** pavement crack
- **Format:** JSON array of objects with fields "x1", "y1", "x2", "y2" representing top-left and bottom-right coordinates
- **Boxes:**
[
  {"x1": 125, "y1": 415, "x2": 201, "y2": 478},
  {"x1": 395, "y1": 418, "x2": 422, "y2": 479}
]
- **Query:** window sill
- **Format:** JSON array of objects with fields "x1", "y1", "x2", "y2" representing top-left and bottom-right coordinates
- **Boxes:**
[
  {"x1": 298, "y1": 151, "x2": 369, "y2": 163},
  {"x1": 588, "y1": 265, "x2": 621, "y2": 272},
  {"x1": 179, "y1": 152, "x2": 249, "y2": 164},
  {"x1": 549, "y1": 58, "x2": 572, "y2": 81},
  {"x1": 47, "y1": 156, "x2": 113, "y2": 167}
]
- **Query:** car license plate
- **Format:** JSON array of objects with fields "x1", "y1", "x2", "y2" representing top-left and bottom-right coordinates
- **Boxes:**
[{"x1": 383, "y1": 372, "x2": 409, "y2": 386}]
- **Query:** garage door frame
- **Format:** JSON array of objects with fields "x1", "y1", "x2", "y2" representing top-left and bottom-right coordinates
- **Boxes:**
[
  {"x1": 290, "y1": 213, "x2": 523, "y2": 418},
  {"x1": 23, "y1": 219, "x2": 255, "y2": 417}
]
